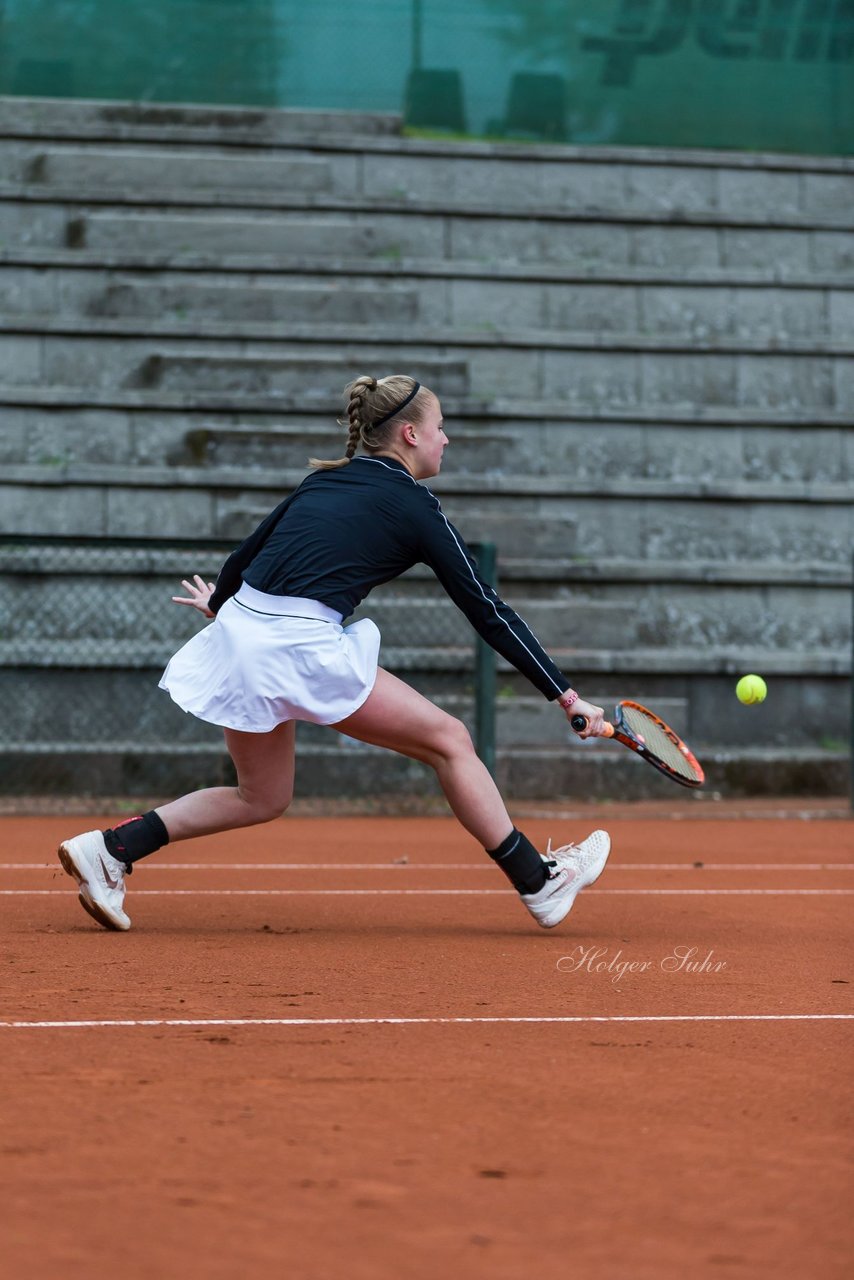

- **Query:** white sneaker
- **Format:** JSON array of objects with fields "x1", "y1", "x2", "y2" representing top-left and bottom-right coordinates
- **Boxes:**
[
  {"x1": 58, "y1": 830, "x2": 131, "y2": 931},
  {"x1": 520, "y1": 830, "x2": 611, "y2": 929}
]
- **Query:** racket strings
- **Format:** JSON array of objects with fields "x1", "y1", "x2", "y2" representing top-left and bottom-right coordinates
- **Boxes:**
[{"x1": 621, "y1": 706, "x2": 701, "y2": 781}]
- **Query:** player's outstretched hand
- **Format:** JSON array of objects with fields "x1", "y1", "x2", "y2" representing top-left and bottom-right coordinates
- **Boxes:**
[
  {"x1": 564, "y1": 697, "x2": 607, "y2": 738},
  {"x1": 171, "y1": 574, "x2": 216, "y2": 618}
]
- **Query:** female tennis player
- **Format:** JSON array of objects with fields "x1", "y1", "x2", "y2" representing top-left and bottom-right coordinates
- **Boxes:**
[{"x1": 58, "y1": 375, "x2": 611, "y2": 933}]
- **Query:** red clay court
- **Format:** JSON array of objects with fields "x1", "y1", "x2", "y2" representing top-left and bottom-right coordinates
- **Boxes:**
[{"x1": 1, "y1": 806, "x2": 852, "y2": 1279}]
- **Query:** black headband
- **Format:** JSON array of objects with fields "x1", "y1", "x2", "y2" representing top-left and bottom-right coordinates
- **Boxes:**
[{"x1": 371, "y1": 381, "x2": 421, "y2": 428}]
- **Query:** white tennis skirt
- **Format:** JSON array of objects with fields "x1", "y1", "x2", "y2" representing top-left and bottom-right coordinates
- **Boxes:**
[{"x1": 159, "y1": 582, "x2": 381, "y2": 733}]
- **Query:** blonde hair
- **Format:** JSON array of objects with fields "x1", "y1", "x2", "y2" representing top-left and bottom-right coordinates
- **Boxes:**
[{"x1": 309, "y1": 374, "x2": 432, "y2": 470}]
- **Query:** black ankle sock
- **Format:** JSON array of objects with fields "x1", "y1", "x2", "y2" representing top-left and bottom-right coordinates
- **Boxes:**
[
  {"x1": 486, "y1": 827, "x2": 547, "y2": 895},
  {"x1": 103, "y1": 810, "x2": 170, "y2": 867}
]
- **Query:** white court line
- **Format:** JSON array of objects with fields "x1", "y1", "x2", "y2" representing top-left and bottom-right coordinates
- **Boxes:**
[
  {"x1": 0, "y1": 1014, "x2": 851, "y2": 1030},
  {"x1": 3, "y1": 861, "x2": 853, "y2": 872},
  {"x1": 2, "y1": 888, "x2": 853, "y2": 897}
]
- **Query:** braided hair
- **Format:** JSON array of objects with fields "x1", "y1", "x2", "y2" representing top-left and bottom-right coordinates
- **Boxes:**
[{"x1": 309, "y1": 375, "x2": 427, "y2": 470}]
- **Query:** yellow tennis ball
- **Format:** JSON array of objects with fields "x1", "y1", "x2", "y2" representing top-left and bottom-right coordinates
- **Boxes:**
[{"x1": 736, "y1": 674, "x2": 767, "y2": 705}]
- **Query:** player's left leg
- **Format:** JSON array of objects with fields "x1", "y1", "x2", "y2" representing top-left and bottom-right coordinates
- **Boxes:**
[
  {"x1": 58, "y1": 721, "x2": 296, "y2": 930},
  {"x1": 156, "y1": 720, "x2": 296, "y2": 841}
]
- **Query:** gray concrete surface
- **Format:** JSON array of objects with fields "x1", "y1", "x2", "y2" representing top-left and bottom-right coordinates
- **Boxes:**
[{"x1": 0, "y1": 95, "x2": 850, "y2": 797}]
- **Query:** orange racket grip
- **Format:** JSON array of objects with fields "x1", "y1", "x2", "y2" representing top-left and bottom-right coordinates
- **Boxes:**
[{"x1": 571, "y1": 715, "x2": 615, "y2": 738}]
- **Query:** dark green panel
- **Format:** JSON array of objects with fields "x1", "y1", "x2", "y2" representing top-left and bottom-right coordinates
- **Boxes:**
[
  {"x1": 0, "y1": 0, "x2": 851, "y2": 154},
  {"x1": 0, "y1": 0, "x2": 280, "y2": 105}
]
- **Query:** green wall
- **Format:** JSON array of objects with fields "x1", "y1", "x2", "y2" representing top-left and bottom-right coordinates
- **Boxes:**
[{"x1": 1, "y1": 0, "x2": 851, "y2": 154}]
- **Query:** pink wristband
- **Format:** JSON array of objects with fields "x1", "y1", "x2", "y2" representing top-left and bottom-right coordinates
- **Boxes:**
[{"x1": 558, "y1": 688, "x2": 579, "y2": 710}]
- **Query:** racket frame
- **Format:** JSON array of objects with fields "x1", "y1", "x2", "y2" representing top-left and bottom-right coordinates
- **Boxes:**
[{"x1": 573, "y1": 699, "x2": 705, "y2": 789}]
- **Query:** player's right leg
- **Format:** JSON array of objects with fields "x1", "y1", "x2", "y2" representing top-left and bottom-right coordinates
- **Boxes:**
[
  {"x1": 333, "y1": 668, "x2": 610, "y2": 926},
  {"x1": 333, "y1": 667, "x2": 513, "y2": 849},
  {"x1": 58, "y1": 721, "x2": 296, "y2": 931}
]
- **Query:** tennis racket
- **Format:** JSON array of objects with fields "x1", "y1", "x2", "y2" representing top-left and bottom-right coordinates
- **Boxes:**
[{"x1": 571, "y1": 700, "x2": 705, "y2": 789}]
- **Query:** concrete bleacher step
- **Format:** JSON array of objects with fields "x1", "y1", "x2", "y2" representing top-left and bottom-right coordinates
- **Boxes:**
[
  {"x1": 3, "y1": 269, "x2": 425, "y2": 326},
  {"x1": 8, "y1": 313, "x2": 854, "y2": 359},
  {"x1": 2, "y1": 651, "x2": 849, "y2": 754},
  {"x1": 2, "y1": 132, "x2": 852, "y2": 229},
  {"x1": 6, "y1": 459, "x2": 853, "y2": 504},
  {"x1": 328, "y1": 150, "x2": 854, "y2": 227},
  {"x1": 2, "y1": 201, "x2": 852, "y2": 275},
  {"x1": 3, "y1": 200, "x2": 853, "y2": 280},
  {"x1": 4, "y1": 469, "x2": 849, "y2": 561},
  {"x1": 0, "y1": 663, "x2": 682, "y2": 749},
  {"x1": 2, "y1": 524, "x2": 850, "y2": 649},
  {"x1": 2, "y1": 335, "x2": 850, "y2": 415},
  {"x1": 0, "y1": 204, "x2": 444, "y2": 261},
  {"x1": 2, "y1": 95, "x2": 849, "y2": 189},
  {"x1": 3, "y1": 581, "x2": 850, "y2": 652},
  {"x1": 130, "y1": 351, "x2": 469, "y2": 397},
  {"x1": 0, "y1": 739, "x2": 845, "y2": 801},
  {"x1": 5, "y1": 175, "x2": 852, "y2": 235},
  {"x1": 162, "y1": 419, "x2": 854, "y2": 485},
  {"x1": 1, "y1": 635, "x2": 847, "y2": 677},
  {"x1": 0, "y1": 336, "x2": 471, "y2": 398},
  {"x1": 0, "y1": 96, "x2": 402, "y2": 142},
  {"x1": 5, "y1": 177, "x2": 851, "y2": 234},
  {"x1": 4, "y1": 246, "x2": 852, "y2": 291},
  {"x1": 2, "y1": 539, "x2": 848, "y2": 587},
  {"x1": 5, "y1": 264, "x2": 854, "y2": 342},
  {"x1": 4, "y1": 388, "x2": 850, "y2": 427},
  {"x1": 2, "y1": 406, "x2": 851, "y2": 487},
  {"x1": 4, "y1": 144, "x2": 353, "y2": 196}
]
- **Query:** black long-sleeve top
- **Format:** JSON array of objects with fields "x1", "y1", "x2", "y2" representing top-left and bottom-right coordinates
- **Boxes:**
[{"x1": 209, "y1": 455, "x2": 570, "y2": 701}]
